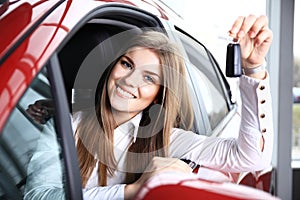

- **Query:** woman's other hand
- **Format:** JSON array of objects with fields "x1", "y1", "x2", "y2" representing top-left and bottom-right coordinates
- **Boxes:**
[
  {"x1": 125, "y1": 157, "x2": 191, "y2": 200},
  {"x1": 26, "y1": 99, "x2": 54, "y2": 124}
]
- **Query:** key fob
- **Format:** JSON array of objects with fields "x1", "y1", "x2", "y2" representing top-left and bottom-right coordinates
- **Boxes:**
[{"x1": 226, "y1": 43, "x2": 242, "y2": 77}]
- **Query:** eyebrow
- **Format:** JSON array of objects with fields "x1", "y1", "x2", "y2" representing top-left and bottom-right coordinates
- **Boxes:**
[{"x1": 122, "y1": 55, "x2": 135, "y2": 66}]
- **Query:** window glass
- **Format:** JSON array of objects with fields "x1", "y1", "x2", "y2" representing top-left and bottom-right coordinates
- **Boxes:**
[
  {"x1": 0, "y1": 67, "x2": 67, "y2": 199},
  {"x1": 293, "y1": 0, "x2": 300, "y2": 165},
  {"x1": 178, "y1": 32, "x2": 228, "y2": 131}
]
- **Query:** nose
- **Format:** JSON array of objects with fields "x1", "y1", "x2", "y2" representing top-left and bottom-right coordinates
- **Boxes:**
[{"x1": 123, "y1": 69, "x2": 142, "y2": 88}]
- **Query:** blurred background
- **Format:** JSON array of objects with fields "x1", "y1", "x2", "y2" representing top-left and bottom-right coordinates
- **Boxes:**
[
  {"x1": 161, "y1": 0, "x2": 300, "y2": 198},
  {"x1": 162, "y1": 0, "x2": 300, "y2": 165}
]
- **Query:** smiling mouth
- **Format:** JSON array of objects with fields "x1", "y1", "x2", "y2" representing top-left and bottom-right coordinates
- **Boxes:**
[{"x1": 116, "y1": 85, "x2": 136, "y2": 99}]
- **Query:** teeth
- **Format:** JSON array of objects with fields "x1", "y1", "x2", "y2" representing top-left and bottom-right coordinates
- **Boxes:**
[{"x1": 117, "y1": 86, "x2": 135, "y2": 98}]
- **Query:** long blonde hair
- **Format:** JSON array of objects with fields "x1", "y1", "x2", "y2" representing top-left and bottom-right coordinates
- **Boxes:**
[{"x1": 75, "y1": 30, "x2": 194, "y2": 186}]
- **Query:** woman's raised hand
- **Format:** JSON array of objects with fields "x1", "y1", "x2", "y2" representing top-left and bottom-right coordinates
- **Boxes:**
[{"x1": 229, "y1": 15, "x2": 273, "y2": 70}]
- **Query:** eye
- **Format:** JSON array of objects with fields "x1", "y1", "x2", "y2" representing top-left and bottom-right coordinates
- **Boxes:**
[
  {"x1": 144, "y1": 75, "x2": 155, "y2": 84},
  {"x1": 120, "y1": 60, "x2": 133, "y2": 70}
]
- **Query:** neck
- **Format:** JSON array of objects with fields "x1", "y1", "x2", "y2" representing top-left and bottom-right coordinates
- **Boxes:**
[{"x1": 111, "y1": 110, "x2": 138, "y2": 127}]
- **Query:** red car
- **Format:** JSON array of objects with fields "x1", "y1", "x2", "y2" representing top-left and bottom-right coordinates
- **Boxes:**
[{"x1": 0, "y1": 0, "x2": 275, "y2": 199}]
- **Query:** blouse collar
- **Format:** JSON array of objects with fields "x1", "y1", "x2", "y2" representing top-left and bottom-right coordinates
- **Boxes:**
[
  {"x1": 117, "y1": 112, "x2": 142, "y2": 143},
  {"x1": 131, "y1": 112, "x2": 142, "y2": 143}
]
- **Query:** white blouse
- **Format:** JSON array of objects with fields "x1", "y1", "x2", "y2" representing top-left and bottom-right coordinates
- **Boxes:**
[{"x1": 80, "y1": 74, "x2": 274, "y2": 200}]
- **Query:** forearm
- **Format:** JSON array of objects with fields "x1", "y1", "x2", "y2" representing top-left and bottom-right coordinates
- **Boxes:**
[
  {"x1": 168, "y1": 72, "x2": 273, "y2": 172},
  {"x1": 124, "y1": 184, "x2": 141, "y2": 200},
  {"x1": 83, "y1": 184, "x2": 126, "y2": 200},
  {"x1": 243, "y1": 69, "x2": 267, "y2": 150},
  {"x1": 238, "y1": 71, "x2": 274, "y2": 168}
]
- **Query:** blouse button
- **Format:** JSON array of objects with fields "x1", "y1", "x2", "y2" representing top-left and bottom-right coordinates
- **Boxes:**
[
  {"x1": 260, "y1": 99, "x2": 266, "y2": 104},
  {"x1": 259, "y1": 85, "x2": 265, "y2": 90},
  {"x1": 260, "y1": 113, "x2": 266, "y2": 118},
  {"x1": 262, "y1": 128, "x2": 267, "y2": 133}
]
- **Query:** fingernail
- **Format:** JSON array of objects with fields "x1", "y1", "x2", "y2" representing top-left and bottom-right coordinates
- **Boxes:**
[
  {"x1": 249, "y1": 31, "x2": 256, "y2": 38},
  {"x1": 238, "y1": 30, "x2": 245, "y2": 37},
  {"x1": 231, "y1": 27, "x2": 238, "y2": 34}
]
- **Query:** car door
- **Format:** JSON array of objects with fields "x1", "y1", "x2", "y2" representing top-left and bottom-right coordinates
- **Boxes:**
[{"x1": 0, "y1": 57, "x2": 82, "y2": 199}]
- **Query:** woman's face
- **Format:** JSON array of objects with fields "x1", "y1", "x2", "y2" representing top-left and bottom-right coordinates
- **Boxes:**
[{"x1": 107, "y1": 47, "x2": 162, "y2": 120}]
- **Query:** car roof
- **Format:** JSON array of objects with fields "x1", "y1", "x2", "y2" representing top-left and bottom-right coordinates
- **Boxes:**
[
  {"x1": 0, "y1": 0, "x2": 62, "y2": 62},
  {"x1": 0, "y1": 0, "x2": 178, "y2": 63},
  {"x1": 0, "y1": 0, "x2": 180, "y2": 131}
]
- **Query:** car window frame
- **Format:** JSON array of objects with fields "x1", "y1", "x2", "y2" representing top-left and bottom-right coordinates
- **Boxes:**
[
  {"x1": 167, "y1": 25, "x2": 238, "y2": 135},
  {"x1": 47, "y1": 54, "x2": 83, "y2": 200},
  {"x1": 0, "y1": 58, "x2": 83, "y2": 199}
]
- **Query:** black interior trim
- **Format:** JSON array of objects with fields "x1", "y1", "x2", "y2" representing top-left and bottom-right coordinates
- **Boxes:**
[{"x1": 48, "y1": 54, "x2": 83, "y2": 200}]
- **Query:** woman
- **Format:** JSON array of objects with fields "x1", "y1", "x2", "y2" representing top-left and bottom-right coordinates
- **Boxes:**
[
  {"x1": 25, "y1": 15, "x2": 273, "y2": 200},
  {"x1": 74, "y1": 29, "x2": 195, "y2": 199},
  {"x1": 74, "y1": 15, "x2": 273, "y2": 199}
]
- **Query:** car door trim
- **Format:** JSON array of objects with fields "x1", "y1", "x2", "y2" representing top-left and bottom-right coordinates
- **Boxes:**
[{"x1": 48, "y1": 53, "x2": 83, "y2": 200}]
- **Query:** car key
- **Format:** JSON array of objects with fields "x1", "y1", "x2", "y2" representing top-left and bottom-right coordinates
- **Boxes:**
[{"x1": 226, "y1": 42, "x2": 242, "y2": 77}]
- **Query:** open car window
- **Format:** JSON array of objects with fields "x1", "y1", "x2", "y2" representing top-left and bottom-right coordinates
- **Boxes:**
[
  {"x1": 0, "y1": 67, "x2": 67, "y2": 200},
  {"x1": 176, "y1": 30, "x2": 229, "y2": 134}
]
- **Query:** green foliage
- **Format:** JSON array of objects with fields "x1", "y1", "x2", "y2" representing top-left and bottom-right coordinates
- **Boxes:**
[
  {"x1": 293, "y1": 104, "x2": 300, "y2": 146},
  {"x1": 294, "y1": 57, "x2": 300, "y2": 87},
  {"x1": 293, "y1": 104, "x2": 300, "y2": 125}
]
